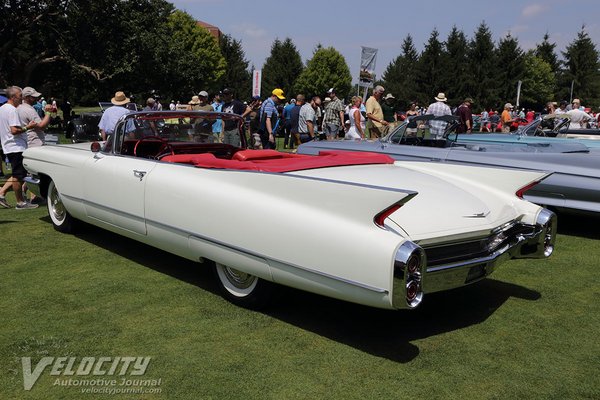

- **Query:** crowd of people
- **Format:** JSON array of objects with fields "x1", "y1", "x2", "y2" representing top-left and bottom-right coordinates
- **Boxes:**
[{"x1": 2, "y1": 82, "x2": 600, "y2": 210}]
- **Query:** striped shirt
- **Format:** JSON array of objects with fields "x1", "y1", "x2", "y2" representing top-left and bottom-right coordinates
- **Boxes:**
[{"x1": 426, "y1": 101, "x2": 451, "y2": 138}]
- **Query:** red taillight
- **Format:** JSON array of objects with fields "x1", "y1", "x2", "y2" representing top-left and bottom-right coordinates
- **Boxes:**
[
  {"x1": 406, "y1": 281, "x2": 419, "y2": 301},
  {"x1": 406, "y1": 254, "x2": 420, "y2": 274},
  {"x1": 374, "y1": 203, "x2": 403, "y2": 228},
  {"x1": 516, "y1": 181, "x2": 540, "y2": 199}
]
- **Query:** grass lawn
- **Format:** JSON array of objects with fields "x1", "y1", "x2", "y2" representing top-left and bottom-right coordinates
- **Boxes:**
[{"x1": 0, "y1": 177, "x2": 599, "y2": 399}]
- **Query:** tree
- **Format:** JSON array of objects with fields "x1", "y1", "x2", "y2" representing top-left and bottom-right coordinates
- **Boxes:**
[
  {"x1": 465, "y1": 22, "x2": 498, "y2": 108},
  {"x1": 162, "y1": 10, "x2": 225, "y2": 98},
  {"x1": 415, "y1": 29, "x2": 444, "y2": 102},
  {"x1": 294, "y1": 46, "x2": 352, "y2": 100},
  {"x1": 495, "y1": 33, "x2": 526, "y2": 104},
  {"x1": 440, "y1": 26, "x2": 469, "y2": 105},
  {"x1": 261, "y1": 38, "x2": 303, "y2": 98},
  {"x1": 381, "y1": 34, "x2": 420, "y2": 108},
  {"x1": 559, "y1": 26, "x2": 600, "y2": 106},
  {"x1": 218, "y1": 34, "x2": 252, "y2": 100},
  {"x1": 535, "y1": 32, "x2": 560, "y2": 72},
  {"x1": 521, "y1": 53, "x2": 555, "y2": 107}
]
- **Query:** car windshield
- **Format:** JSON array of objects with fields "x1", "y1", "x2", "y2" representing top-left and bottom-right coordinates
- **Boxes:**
[
  {"x1": 108, "y1": 111, "x2": 246, "y2": 155},
  {"x1": 382, "y1": 115, "x2": 460, "y2": 144},
  {"x1": 513, "y1": 118, "x2": 543, "y2": 136}
]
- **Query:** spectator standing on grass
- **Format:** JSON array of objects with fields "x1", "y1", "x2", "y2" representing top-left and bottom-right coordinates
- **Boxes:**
[
  {"x1": 290, "y1": 95, "x2": 305, "y2": 147},
  {"x1": 479, "y1": 108, "x2": 489, "y2": 132},
  {"x1": 366, "y1": 85, "x2": 389, "y2": 138},
  {"x1": 426, "y1": 92, "x2": 452, "y2": 139},
  {"x1": 282, "y1": 99, "x2": 296, "y2": 149},
  {"x1": 98, "y1": 91, "x2": 132, "y2": 141},
  {"x1": 0, "y1": 86, "x2": 38, "y2": 210},
  {"x1": 456, "y1": 98, "x2": 474, "y2": 133},
  {"x1": 489, "y1": 109, "x2": 500, "y2": 132},
  {"x1": 381, "y1": 93, "x2": 397, "y2": 124},
  {"x1": 211, "y1": 92, "x2": 223, "y2": 143},
  {"x1": 298, "y1": 96, "x2": 321, "y2": 143},
  {"x1": 18, "y1": 87, "x2": 51, "y2": 148},
  {"x1": 501, "y1": 103, "x2": 516, "y2": 133},
  {"x1": 220, "y1": 88, "x2": 251, "y2": 147},
  {"x1": 344, "y1": 96, "x2": 365, "y2": 140},
  {"x1": 258, "y1": 88, "x2": 285, "y2": 149},
  {"x1": 323, "y1": 88, "x2": 345, "y2": 141}
]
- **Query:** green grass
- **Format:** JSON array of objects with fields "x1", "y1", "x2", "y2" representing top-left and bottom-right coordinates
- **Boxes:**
[{"x1": 0, "y1": 188, "x2": 599, "y2": 399}]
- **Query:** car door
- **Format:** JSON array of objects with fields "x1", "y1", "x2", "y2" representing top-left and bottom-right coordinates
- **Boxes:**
[{"x1": 83, "y1": 148, "x2": 155, "y2": 236}]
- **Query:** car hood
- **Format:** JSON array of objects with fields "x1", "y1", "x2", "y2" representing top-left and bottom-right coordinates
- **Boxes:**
[{"x1": 289, "y1": 163, "x2": 524, "y2": 242}]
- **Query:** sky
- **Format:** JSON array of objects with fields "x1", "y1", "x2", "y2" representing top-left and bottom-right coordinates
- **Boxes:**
[{"x1": 171, "y1": 0, "x2": 599, "y2": 85}]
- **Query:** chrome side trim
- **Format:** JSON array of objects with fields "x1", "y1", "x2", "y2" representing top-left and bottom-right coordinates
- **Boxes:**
[{"x1": 148, "y1": 219, "x2": 389, "y2": 294}]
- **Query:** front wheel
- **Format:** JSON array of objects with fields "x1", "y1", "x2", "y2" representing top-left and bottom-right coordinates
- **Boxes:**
[
  {"x1": 47, "y1": 180, "x2": 76, "y2": 233},
  {"x1": 213, "y1": 263, "x2": 273, "y2": 309}
]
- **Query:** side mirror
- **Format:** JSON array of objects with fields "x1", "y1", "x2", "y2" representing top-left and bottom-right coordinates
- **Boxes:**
[{"x1": 90, "y1": 142, "x2": 101, "y2": 153}]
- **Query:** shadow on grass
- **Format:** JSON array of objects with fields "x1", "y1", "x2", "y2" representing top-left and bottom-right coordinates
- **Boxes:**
[
  {"x1": 0, "y1": 220, "x2": 18, "y2": 224},
  {"x1": 49, "y1": 217, "x2": 541, "y2": 363},
  {"x1": 556, "y1": 211, "x2": 600, "y2": 240}
]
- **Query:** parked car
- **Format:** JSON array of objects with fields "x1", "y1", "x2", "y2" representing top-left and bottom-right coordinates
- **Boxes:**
[
  {"x1": 455, "y1": 116, "x2": 600, "y2": 149},
  {"x1": 24, "y1": 111, "x2": 555, "y2": 311},
  {"x1": 66, "y1": 102, "x2": 138, "y2": 143},
  {"x1": 299, "y1": 115, "x2": 600, "y2": 214},
  {"x1": 541, "y1": 114, "x2": 600, "y2": 140}
]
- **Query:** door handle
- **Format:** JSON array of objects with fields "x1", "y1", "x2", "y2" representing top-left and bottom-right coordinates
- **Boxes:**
[{"x1": 133, "y1": 170, "x2": 146, "y2": 181}]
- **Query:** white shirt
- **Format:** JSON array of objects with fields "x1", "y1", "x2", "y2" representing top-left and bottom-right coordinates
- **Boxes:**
[
  {"x1": 567, "y1": 109, "x2": 592, "y2": 129},
  {"x1": 0, "y1": 103, "x2": 27, "y2": 153}
]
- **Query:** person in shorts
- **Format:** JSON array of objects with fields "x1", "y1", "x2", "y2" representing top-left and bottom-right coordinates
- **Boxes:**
[{"x1": 0, "y1": 86, "x2": 38, "y2": 209}]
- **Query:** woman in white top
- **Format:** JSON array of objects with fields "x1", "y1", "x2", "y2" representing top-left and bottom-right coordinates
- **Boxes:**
[{"x1": 344, "y1": 96, "x2": 365, "y2": 140}]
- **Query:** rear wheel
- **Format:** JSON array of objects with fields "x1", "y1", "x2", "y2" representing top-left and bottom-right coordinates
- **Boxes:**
[
  {"x1": 47, "y1": 180, "x2": 76, "y2": 233},
  {"x1": 213, "y1": 263, "x2": 273, "y2": 309}
]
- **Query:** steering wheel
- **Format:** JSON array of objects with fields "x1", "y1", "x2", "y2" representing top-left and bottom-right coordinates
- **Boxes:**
[{"x1": 133, "y1": 136, "x2": 171, "y2": 158}]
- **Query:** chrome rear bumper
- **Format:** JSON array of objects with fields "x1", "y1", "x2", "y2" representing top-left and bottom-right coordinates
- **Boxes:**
[{"x1": 393, "y1": 209, "x2": 556, "y2": 308}]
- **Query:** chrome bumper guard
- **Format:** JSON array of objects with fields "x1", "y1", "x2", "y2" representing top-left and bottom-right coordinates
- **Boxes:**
[
  {"x1": 392, "y1": 209, "x2": 556, "y2": 309},
  {"x1": 24, "y1": 176, "x2": 42, "y2": 198}
]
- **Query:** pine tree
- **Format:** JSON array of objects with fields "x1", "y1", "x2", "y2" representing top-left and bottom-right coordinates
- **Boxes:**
[
  {"x1": 294, "y1": 46, "x2": 352, "y2": 100},
  {"x1": 416, "y1": 29, "x2": 444, "y2": 102},
  {"x1": 559, "y1": 26, "x2": 600, "y2": 106},
  {"x1": 535, "y1": 33, "x2": 560, "y2": 72},
  {"x1": 261, "y1": 38, "x2": 304, "y2": 98},
  {"x1": 440, "y1": 26, "x2": 469, "y2": 105},
  {"x1": 465, "y1": 22, "x2": 498, "y2": 109},
  {"x1": 381, "y1": 34, "x2": 419, "y2": 108},
  {"x1": 495, "y1": 33, "x2": 526, "y2": 104},
  {"x1": 218, "y1": 34, "x2": 252, "y2": 100}
]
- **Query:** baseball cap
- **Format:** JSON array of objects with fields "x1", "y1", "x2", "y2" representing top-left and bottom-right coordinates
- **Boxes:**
[
  {"x1": 272, "y1": 88, "x2": 285, "y2": 100},
  {"x1": 222, "y1": 88, "x2": 233, "y2": 95},
  {"x1": 198, "y1": 90, "x2": 208, "y2": 97},
  {"x1": 504, "y1": 103, "x2": 514, "y2": 109},
  {"x1": 22, "y1": 87, "x2": 42, "y2": 98},
  {"x1": 327, "y1": 88, "x2": 335, "y2": 94}
]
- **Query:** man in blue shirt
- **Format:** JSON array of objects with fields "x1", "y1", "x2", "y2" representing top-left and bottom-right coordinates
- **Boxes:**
[
  {"x1": 282, "y1": 99, "x2": 296, "y2": 149},
  {"x1": 259, "y1": 88, "x2": 285, "y2": 149},
  {"x1": 98, "y1": 91, "x2": 131, "y2": 141}
]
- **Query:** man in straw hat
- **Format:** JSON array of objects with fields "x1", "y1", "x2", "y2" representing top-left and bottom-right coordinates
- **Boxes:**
[
  {"x1": 425, "y1": 92, "x2": 452, "y2": 139},
  {"x1": 98, "y1": 91, "x2": 132, "y2": 141}
]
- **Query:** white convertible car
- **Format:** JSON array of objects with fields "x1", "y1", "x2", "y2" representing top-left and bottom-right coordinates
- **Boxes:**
[{"x1": 24, "y1": 111, "x2": 556, "y2": 310}]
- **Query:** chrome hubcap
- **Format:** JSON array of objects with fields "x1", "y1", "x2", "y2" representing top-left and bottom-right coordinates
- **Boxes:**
[
  {"x1": 50, "y1": 185, "x2": 65, "y2": 222},
  {"x1": 221, "y1": 266, "x2": 256, "y2": 289}
]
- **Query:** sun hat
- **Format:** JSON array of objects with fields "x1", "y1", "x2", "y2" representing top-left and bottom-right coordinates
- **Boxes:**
[
  {"x1": 384, "y1": 93, "x2": 395, "y2": 100},
  {"x1": 111, "y1": 91, "x2": 130, "y2": 105},
  {"x1": 189, "y1": 95, "x2": 200, "y2": 105},
  {"x1": 22, "y1": 87, "x2": 42, "y2": 98},
  {"x1": 272, "y1": 88, "x2": 285, "y2": 100},
  {"x1": 464, "y1": 97, "x2": 473, "y2": 104},
  {"x1": 434, "y1": 93, "x2": 447, "y2": 102}
]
